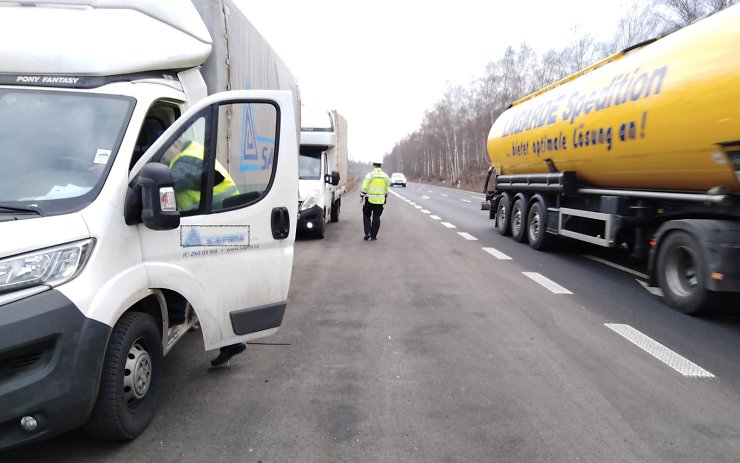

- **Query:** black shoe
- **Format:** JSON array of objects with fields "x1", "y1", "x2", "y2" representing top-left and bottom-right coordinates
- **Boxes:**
[
  {"x1": 211, "y1": 343, "x2": 247, "y2": 367},
  {"x1": 364, "y1": 234, "x2": 370, "y2": 241},
  {"x1": 370, "y1": 237, "x2": 377, "y2": 241}
]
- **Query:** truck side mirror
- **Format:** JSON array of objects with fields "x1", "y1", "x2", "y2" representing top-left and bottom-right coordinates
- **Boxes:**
[
  {"x1": 325, "y1": 170, "x2": 340, "y2": 186},
  {"x1": 124, "y1": 162, "x2": 180, "y2": 230}
]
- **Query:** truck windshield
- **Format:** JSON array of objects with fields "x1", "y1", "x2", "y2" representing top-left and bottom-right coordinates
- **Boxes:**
[
  {"x1": 0, "y1": 89, "x2": 133, "y2": 215},
  {"x1": 299, "y1": 153, "x2": 322, "y2": 180}
]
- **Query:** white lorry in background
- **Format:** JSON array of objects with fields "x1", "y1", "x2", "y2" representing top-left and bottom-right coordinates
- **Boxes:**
[
  {"x1": 0, "y1": 0, "x2": 299, "y2": 449},
  {"x1": 298, "y1": 106, "x2": 348, "y2": 238}
]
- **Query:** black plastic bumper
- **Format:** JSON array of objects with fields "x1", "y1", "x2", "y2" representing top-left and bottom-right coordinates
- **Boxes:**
[
  {"x1": 0, "y1": 289, "x2": 110, "y2": 450},
  {"x1": 297, "y1": 204, "x2": 323, "y2": 231}
]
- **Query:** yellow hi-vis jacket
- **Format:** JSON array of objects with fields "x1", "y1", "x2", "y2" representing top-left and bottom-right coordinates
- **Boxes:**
[
  {"x1": 361, "y1": 167, "x2": 391, "y2": 204},
  {"x1": 169, "y1": 141, "x2": 239, "y2": 211}
]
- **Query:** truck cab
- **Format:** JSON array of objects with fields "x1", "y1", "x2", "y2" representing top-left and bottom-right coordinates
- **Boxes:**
[{"x1": 0, "y1": 0, "x2": 298, "y2": 449}]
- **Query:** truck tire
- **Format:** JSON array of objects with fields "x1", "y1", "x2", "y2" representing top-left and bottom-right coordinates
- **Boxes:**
[
  {"x1": 511, "y1": 198, "x2": 528, "y2": 242},
  {"x1": 330, "y1": 199, "x2": 340, "y2": 223},
  {"x1": 495, "y1": 193, "x2": 512, "y2": 236},
  {"x1": 527, "y1": 201, "x2": 553, "y2": 250},
  {"x1": 656, "y1": 231, "x2": 713, "y2": 314},
  {"x1": 84, "y1": 312, "x2": 162, "y2": 440}
]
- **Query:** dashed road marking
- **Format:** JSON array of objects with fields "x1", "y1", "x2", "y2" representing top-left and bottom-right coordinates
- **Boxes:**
[
  {"x1": 482, "y1": 247, "x2": 512, "y2": 260},
  {"x1": 522, "y1": 272, "x2": 573, "y2": 294},
  {"x1": 637, "y1": 280, "x2": 664, "y2": 297},
  {"x1": 441, "y1": 222, "x2": 457, "y2": 229},
  {"x1": 458, "y1": 232, "x2": 478, "y2": 240},
  {"x1": 605, "y1": 324, "x2": 715, "y2": 378},
  {"x1": 422, "y1": 195, "x2": 430, "y2": 199},
  {"x1": 460, "y1": 199, "x2": 471, "y2": 203},
  {"x1": 421, "y1": 209, "x2": 431, "y2": 214},
  {"x1": 414, "y1": 205, "x2": 422, "y2": 209},
  {"x1": 430, "y1": 215, "x2": 442, "y2": 220},
  {"x1": 441, "y1": 194, "x2": 448, "y2": 197}
]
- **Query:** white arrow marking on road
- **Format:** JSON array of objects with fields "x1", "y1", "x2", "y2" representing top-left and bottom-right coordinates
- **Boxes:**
[
  {"x1": 430, "y1": 215, "x2": 442, "y2": 220},
  {"x1": 482, "y1": 247, "x2": 512, "y2": 260},
  {"x1": 441, "y1": 222, "x2": 457, "y2": 228},
  {"x1": 457, "y1": 232, "x2": 478, "y2": 240},
  {"x1": 605, "y1": 324, "x2": 715, "y2": 378},
  {"x1": 522, "y1": 272, "x2": 573, "y2": 294}
]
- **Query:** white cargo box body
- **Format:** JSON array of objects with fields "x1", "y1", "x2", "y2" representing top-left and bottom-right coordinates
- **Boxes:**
[{"x1": 333, "y1": 110, "x2": 348, "y2": 189}]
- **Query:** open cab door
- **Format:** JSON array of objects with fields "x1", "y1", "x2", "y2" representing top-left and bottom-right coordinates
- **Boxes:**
[{"x1": 129, "y1": 90, "x2": 298, "y2": 350}]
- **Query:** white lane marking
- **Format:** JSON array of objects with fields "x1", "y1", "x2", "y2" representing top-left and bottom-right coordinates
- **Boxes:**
[
  {"x1": 584, "y1": 255, "x2": 648, "y2": 280},
  {"x1": 421, "y1": 209, "x2": 431, "y2": 214},
  {"x1": 522, "y1": 272, "x2": 573, "y2": 294},
  {"x1": 472, "y1": 195, "x2": 485, "y2": 200},
  {"x1": 605, "y1": 324, "x2": 715, "y2": 378},
  {"x1": 460, "y1": 199, "x2": 471, "y2": 203},
  {"x1": 389, "y1": 190, "x2": 402, "y2": 198},
  {"x1": 428, "y1": 190, "x2": 433, "y2": 193},
  {"x1": 441, "y1": 194, "x2": 448, "y2": 198},
  {"x1": 482, "y1": 247, "x2": 512, "y2": 260},
  {"x1": 637, "y1": 279, "x2": 664, "y2": 297},
  {"x1": 441, "y1": 222, "x2": 457, "y2": 229},
  {"x1": 409, "y1": 202, "x2": 417, "y2": 206},
  {"x1": 458, "y1": 232, "x2": 478, "y2": 240},
  {"x1": 422, "y1": 195, "x2": 430, "y2": 199},
  {"x1": 430, "y1": 215, "x2": 442, "y2": 220},
  {"x1": 414, "y1": 205, "x2": 422, "y2": 209}
]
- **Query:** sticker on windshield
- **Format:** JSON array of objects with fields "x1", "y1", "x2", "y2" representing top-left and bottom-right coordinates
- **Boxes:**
[{"x1": 93, "y1": 149, "x2": 111, "y2": 165}]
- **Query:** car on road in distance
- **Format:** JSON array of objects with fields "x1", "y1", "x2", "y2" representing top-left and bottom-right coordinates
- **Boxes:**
[{"x1": 391, "y1": 172, "x2": 407, "y2": 187}]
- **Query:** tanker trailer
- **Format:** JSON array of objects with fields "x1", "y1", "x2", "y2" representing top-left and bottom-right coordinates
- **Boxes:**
[{"x1": 482, "y1": 4, "x2": 740, "y2": 314}]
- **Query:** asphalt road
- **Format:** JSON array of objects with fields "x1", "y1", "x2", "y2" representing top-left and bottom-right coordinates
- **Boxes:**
[{"x1": 4, "y1": 182, "x2": 740, "y2": 462}]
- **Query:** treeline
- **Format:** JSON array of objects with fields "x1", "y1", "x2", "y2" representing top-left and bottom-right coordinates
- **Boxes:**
[{"x1": 383, "y1": 0, "x2": 737, "y2": 189}]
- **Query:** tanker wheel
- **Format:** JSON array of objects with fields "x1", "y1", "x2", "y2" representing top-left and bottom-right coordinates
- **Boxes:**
[
  {"x1": 527, "y1": 201, "x2": 554, "y2": 250},
  {"x1": 656, "y1": 231, "x2": 713, "y2": 315},
  {"x1": 511, "y1": 198, "x2": 528, "y2": 243},
  {"x1": 495, "y1": 193, "x2": 512, "y2": 236}
]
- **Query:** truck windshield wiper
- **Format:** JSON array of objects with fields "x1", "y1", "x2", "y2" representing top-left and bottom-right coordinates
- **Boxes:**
[{"x1": 0, "y1": 203, "x2": 44, "y2": 216}]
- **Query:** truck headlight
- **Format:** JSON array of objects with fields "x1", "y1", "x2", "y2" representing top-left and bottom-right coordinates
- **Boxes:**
[
  {"x1": 300, "y1": 192, "x2": 318, "y2": 211},
  {"x1": 0, "y1": 239, "x2": 95, "y2": 294}
]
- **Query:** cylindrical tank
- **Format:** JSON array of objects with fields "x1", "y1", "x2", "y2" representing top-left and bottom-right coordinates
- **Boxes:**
[{"x1": 487, "y1": 5, "x2": 740, "y2": 193}]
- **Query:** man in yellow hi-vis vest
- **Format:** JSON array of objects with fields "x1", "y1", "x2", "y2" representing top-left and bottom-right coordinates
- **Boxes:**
[
  {"x1": 360, "y1": 160, "x2": 391, "y2": 241},
  {"x1": 161, "y1": 137, "x2": 246, "y2": 367}
]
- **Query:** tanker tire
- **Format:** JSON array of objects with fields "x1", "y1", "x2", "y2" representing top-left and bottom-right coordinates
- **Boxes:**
[
  {"x1": 656, "y1": 231, "x2": 714, "y2": 315},
  {"x1": 527, "y1": 201, "x2": 553, "y2": 250},
  {"x1": 511, "y1": 198, "x2": 528, "y2": 243},
  {"x1": 330, "y1": 199, "x2": 340, "y2": 223},
  {"x1": 84, "y1": 312, "x2": 162, "y2": 440},
  {"x1": 496, "y1": 193, "x2": 512, "y2": 236}
]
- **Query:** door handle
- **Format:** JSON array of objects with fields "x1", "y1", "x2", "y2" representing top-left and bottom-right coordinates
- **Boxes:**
[{"x1": 271, "y1": 207, "x2": 290, "y2": 239}]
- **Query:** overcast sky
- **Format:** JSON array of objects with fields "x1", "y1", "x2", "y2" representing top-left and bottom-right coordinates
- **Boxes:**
[{"x1": 235, "y1": 0, "x2": 628, "y2": 163}]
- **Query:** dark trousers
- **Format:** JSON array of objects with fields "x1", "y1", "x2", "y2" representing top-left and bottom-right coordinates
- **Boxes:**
[{"x1": 363, "y1": 200, "x2": 384, "y2": 238}]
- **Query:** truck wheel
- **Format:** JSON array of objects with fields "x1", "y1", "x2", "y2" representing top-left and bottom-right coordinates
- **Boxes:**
[
  {"x1": 527, "y1": 201, "x2": 553, "y2": 250},
  {"x1": 495, "y1": 193, "x2": 512, "y2": 236},
  {"x1": 84, "y1": 312, "x2": 162, "y2": 440},
  {"x1": 330, "y1": 199, "x2": 340, "y2": 222},
  {"x1": 511, "y1": 198, "x2": 528, "y2": 242},
  {"x1": 656, "y1": 231, "x2": 712, "y2": 314}
]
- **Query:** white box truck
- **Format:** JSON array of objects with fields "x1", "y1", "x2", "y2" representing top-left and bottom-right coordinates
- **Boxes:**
[
  {"x1": 297, "y1": 106, "x2": 348, "y2": 238},
  {"x1": 0, "y1": 0, "x2": 300, "y2": 449}
]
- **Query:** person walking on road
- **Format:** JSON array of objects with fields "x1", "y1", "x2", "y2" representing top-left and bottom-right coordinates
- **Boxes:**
[{"x1": 360, "y1": 159, "x2": 391, "y2": 241}]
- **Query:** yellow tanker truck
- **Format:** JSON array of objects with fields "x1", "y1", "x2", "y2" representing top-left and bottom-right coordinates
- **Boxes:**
[{"x1": 482, "y1": 4, "x2": 740, "y2": 314}]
